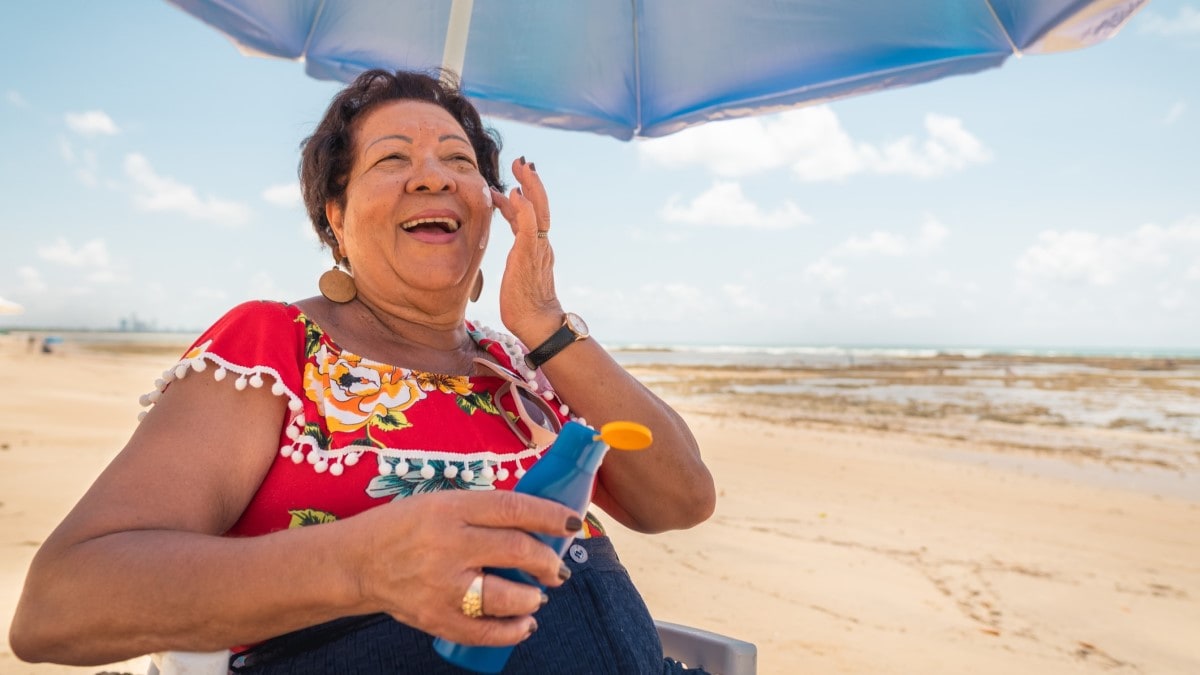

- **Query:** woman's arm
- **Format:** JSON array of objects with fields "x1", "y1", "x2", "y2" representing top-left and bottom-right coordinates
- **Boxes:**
[
  {"x1": 491, "y1": 160, "x2": 716, "y2": 534},
  {"x1": 534, "y1": 335, "x2": 715, "y2": 534},
  {"x1": 9, "y1": 368, "x2": 577, "y2": 665}
]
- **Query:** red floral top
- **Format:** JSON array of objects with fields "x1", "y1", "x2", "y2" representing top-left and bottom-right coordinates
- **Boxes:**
[{"x1": 138, "y1": 300, "x2": 605, "y2": 538}]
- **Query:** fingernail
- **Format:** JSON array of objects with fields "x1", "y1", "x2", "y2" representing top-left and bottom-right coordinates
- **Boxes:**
[
  {"x1": 529, "y1": 162, "x2": 536, "y2": 172},
  {"x1": 565, "y1": 516, "x2": 583, "y2": 532},
  {"x1": 527, "y1": 619, "x2": 539, "y2": 637},
  {"x1": 515, "y1": 187, "x2": 523, "y2": 196},
  {"x1": 518, "y1": 156, "x2": 527, "y2": 165},
  {"x1": 558, "y1": 563, "x2": 572, "y2": 582},
  {"x1": 539, "y1": 592, "x2": 550, "y2": 606}
]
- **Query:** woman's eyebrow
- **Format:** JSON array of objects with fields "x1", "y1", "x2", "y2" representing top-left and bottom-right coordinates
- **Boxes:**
[
  {"x1": 365, "y1": 134, "x2": 413, "y2": 150},
  {"x1": 440, "y1": 133, "x2": 471, "y2": 145}
]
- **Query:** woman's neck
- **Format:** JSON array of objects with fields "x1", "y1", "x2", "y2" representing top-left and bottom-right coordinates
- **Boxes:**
[{"x1": 302, "y1": 293, "x2": 483, "y2": 374}]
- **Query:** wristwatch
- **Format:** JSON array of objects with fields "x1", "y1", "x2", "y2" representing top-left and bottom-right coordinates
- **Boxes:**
[{"x1": 524, "y1": 313, "x2": 590, "y2": 369}]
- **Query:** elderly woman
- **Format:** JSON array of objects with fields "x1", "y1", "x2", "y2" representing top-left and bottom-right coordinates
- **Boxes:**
[{"x1": 9, "y1": 70, "x2": 715, "y2": 674}]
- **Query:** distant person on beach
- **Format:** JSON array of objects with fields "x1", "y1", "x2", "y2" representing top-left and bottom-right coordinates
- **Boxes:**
[{"x1": 10, "y1": 70, "x2": 715, "y2": 674}]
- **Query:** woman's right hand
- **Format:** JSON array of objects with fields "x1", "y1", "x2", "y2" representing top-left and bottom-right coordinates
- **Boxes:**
[{"x1": 348, "y1": 489, "x2": 581, "y2": 646}]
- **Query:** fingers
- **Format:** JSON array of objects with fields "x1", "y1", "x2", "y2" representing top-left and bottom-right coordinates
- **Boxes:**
[
  {"x1": 479, "y1": 574, "x2": 549, "y2": 618},
  {"x1": 464, "y1": 491, "x2": 581, "y2": 537},
  {"x1": 490, "y1": 156, "x2": 551, "y2": 239},
  {"x1": 511, "y1": 157, "x2": 550, "y2": 231}
]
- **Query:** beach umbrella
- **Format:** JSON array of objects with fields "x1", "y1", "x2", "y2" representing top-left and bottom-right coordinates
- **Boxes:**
[{"x1": 166, "y1": 0, "x2": 1146, "y2": 140}]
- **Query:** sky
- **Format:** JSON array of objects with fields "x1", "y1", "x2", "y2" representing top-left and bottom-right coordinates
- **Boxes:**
[{"x1": 1, "y1": 2, "x2": 1198, "y2": 350}]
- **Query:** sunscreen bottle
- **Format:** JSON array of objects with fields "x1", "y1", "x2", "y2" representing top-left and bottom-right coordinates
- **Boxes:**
[{"x1": 433, "y1": 420, "x2": 651, "y2": 673}]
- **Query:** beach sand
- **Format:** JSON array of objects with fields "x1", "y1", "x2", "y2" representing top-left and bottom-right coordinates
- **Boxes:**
[{"x1": 1, "y1": 335, "x2": 1197, "y2": 674}]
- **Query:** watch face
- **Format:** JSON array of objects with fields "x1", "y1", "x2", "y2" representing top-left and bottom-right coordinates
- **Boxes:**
[{"x1": 565, "y1": 312, "x2": 589, "y2": 337}]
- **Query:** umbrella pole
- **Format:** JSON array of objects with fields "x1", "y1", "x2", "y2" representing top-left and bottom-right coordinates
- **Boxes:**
[{"x1": 441, "y1": 0, "x2": 474, "y2": 80}]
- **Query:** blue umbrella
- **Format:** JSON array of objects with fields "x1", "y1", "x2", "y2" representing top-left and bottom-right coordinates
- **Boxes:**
[{"x1": 167, "y1": 0, "x2": 1146, "y2": 140}]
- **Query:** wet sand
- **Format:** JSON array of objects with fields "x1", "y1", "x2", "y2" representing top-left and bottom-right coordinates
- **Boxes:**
[{"x1": 1, "y1": 336, "x2": 1197, "y2": 674}]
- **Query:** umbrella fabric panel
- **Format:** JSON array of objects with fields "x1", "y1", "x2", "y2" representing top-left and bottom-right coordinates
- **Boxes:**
[
  {"x1": 989, "y1": 0, "x2": 1148, "y2": 54},
  {"x1": 460, "y1": 1, "x2": 640, "y2": 140},
  {"x1": 170, "y1": 0, "x2": 324, "y2": 59},
  {"x1": 635, "y1": 0, "x2": 1017, "y2": 137}
]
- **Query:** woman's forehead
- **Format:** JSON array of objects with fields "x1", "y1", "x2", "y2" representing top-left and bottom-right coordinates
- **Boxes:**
[{"x1": 355, "y1": 100, "x2": 469, "y2": 146}]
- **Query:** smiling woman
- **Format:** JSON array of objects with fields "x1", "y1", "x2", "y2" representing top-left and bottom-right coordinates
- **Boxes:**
[{"x1": 9, "y1": 69, "x2": 716, "y2": 674}]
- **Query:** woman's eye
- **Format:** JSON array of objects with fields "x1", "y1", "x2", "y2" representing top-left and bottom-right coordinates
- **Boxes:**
[{"x1": 380, "y1": 153, "x2": 407, "y2": 164}]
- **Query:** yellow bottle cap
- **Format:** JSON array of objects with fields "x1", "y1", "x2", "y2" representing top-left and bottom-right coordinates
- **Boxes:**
[{"x1": 597, "y1": 421, "x2": 653, "y2": 451}]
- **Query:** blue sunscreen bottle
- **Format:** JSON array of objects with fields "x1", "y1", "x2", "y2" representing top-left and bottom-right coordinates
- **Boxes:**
[{"x1": 433, "y1": 420, "x2": 652, "y2": 673}]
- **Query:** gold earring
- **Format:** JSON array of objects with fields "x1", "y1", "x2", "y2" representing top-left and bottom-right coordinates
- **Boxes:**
[
  {"x1": 469, "y1": 270, "x2": 483, "y2": 303},
  {"x1": 319, "y1": 257, "x2": 356, "y2": 303}
]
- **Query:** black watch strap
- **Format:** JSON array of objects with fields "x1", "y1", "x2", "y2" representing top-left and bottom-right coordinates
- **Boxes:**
[{"x1": 524, "y1": 324, "x2": 576, "y2": 370}]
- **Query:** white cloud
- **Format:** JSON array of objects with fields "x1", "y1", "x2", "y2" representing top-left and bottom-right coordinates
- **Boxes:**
[
  {"x1": 38, "y1": 237, "x2": 111, "y2": 268},
  {"x1": 58, "y1": 136, "x2": 99, "y2": 187},
  {"x1": 247, "y1": 271, "x2": 285, "y2": 300},
  {"x1": 18, "y1": 266, "x2": 47, "y2": 293},
  {"x1": 1137, "y1": 7, "x2": 1200, "y2": 36},
  {"x1": 804, "y1": 258, "x2": 847, "y2": 288},
  {"x1": 854, "y1": 291, "x2": 934, "y2": 319},
  {"x1": 262, "y1": 182, "x2": 302, "y2": 208},
  {"x1": 660, "y1": 181, "x2": 811, "y2": 229},
  {"x1": 65, "y1": 110, "x2": 120, "y2": 136},
  {"x1": 1187, "y1": 259, "x2": 1200, "y2": 281},
  {"x1": 639, "y1": 106, "x2": 991, "y2": 181},
  {"x1": 566, "y1": 282, "x2": 709, "y2": 323},
  {"x1": 837, "y1": 231, "x2": 909, "y2": 257},
  {"x1": 124, "y1": 153, "x2": 251, "y2": 226},
  {"x1": 6, "y1": 90, "x2": 29, "y2": 108},
  {"x1": 1015, "y1": 218, "x2": 1200, "y2": 288},
  {"x1": 1163, "y1": 101, "x2": 1187, "y2": 125},
  {"x1": 721, "y1": 284, "x2": 767, "y2": 312},
  {"x1": 832, "y1": 215, "x2": 949, "y2": 258},
  {"x1": 916, "y1": 215, "x2": 950, "y2": 252}
]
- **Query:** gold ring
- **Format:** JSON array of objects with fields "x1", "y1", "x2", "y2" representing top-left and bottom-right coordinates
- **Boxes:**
[
  {"x1": 536, "y1": 231, "x2": 549, "y2": 239},
  {"x1": 461, "y1": 574, "x2": 485, "y2": 619}
]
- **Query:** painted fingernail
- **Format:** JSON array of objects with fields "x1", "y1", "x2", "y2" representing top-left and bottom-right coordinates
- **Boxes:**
[
  {"x1": 518, "y1": 156, "x2": 527, "y2": 165},
  {"x1": 527, "y1": 619, "x2": 539, "y2": 637},
  {"x1": 558, "y1": 563, "x2": 572, "y2": 582},
  {"x1": 515, "y1": 187, "x2": 523, "y2": 196},
  {"x1": 565, "y1": 516, "x2": 583, "y2": 532},
  {"x1": 529, "y1": 162, "x2": 536, "y2": 172},
  {"x1": 539, "y1": 592, "x2": 550, "y2": 606}
]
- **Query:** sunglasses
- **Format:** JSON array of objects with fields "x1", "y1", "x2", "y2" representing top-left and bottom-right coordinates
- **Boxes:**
[{"x1": 473, "y1": 357, "x2": 562, "y2": 449}]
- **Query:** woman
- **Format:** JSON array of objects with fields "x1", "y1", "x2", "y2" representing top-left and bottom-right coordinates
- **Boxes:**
[{"x1": 9, "y1": 70, "x2": 715, "y2": 673}]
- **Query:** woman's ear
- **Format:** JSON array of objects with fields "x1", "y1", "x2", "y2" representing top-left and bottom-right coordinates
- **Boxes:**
[{"x1": 325, "y1": 200, "x2": 345, "y2": 243}]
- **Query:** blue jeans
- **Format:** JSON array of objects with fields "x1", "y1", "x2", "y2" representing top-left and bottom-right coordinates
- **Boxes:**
[{"x1": 231, "y1": 536, "x2": 708, "y2": 674}]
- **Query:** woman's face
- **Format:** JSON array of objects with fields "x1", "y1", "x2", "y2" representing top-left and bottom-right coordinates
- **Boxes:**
[{"x1": 327, "y1": 99, "x2": 493, "y2": 306}]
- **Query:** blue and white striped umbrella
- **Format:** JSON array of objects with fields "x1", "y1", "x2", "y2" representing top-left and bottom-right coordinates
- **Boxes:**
[{"x1": 167, "y1": 0, "x2": 1147, "y2": 140}]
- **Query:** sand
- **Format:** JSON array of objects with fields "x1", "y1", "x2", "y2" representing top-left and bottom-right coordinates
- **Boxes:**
[{"x1": 1, "y1": 335, "x2": 1197, "y2": 674}]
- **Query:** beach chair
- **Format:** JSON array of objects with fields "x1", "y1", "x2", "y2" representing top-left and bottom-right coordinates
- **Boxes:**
[{"x1": 147, "y1": 619, "x2": 756, "y2": 674}]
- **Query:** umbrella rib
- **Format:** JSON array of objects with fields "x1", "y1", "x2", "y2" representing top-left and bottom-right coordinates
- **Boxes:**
[
  {"x1": 631, "y1": 0, "x2": 643, "y2": 136},
  {"x1": 299, "y1": 0, "x2": 329, "y2": 61},
  {"x1": 983, "y1": 0, "x2": 1023, "y2": 56}
]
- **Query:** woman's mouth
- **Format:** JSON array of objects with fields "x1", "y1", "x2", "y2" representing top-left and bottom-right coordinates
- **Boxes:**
[
  {"x1": 400, "y1": 216, "x2": 461, "y2": 243},
  {"x1": 401, "y1": 217, "x2": 460, "y2": 234}
]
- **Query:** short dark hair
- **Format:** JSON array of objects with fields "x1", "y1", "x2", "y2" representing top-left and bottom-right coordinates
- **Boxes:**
[{"x1": 299, "y1": 69, "x2": 504, "y2": 251}]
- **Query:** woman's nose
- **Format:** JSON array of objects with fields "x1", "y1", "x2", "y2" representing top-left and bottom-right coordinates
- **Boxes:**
[{"x1": 407, "y1": 159, "x2": 455, "y2": 193}]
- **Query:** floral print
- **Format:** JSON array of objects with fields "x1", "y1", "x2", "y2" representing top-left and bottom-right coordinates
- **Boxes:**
[{"x1": 303, "y1": 344, "x2": 425, "y2": 434}]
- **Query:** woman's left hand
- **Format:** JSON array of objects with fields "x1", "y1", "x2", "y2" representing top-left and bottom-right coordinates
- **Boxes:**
[{"x1": 491, "y1": 158, "x2": 565, "y2": 345}]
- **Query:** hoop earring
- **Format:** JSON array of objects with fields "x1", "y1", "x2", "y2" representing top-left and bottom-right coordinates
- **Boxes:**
[
  {"x1": 319, "y1": 258, "x2": 357, "y2": 303},
  {"x1": 469, "y1": 270, "x2": 483, "y2": 303}
]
